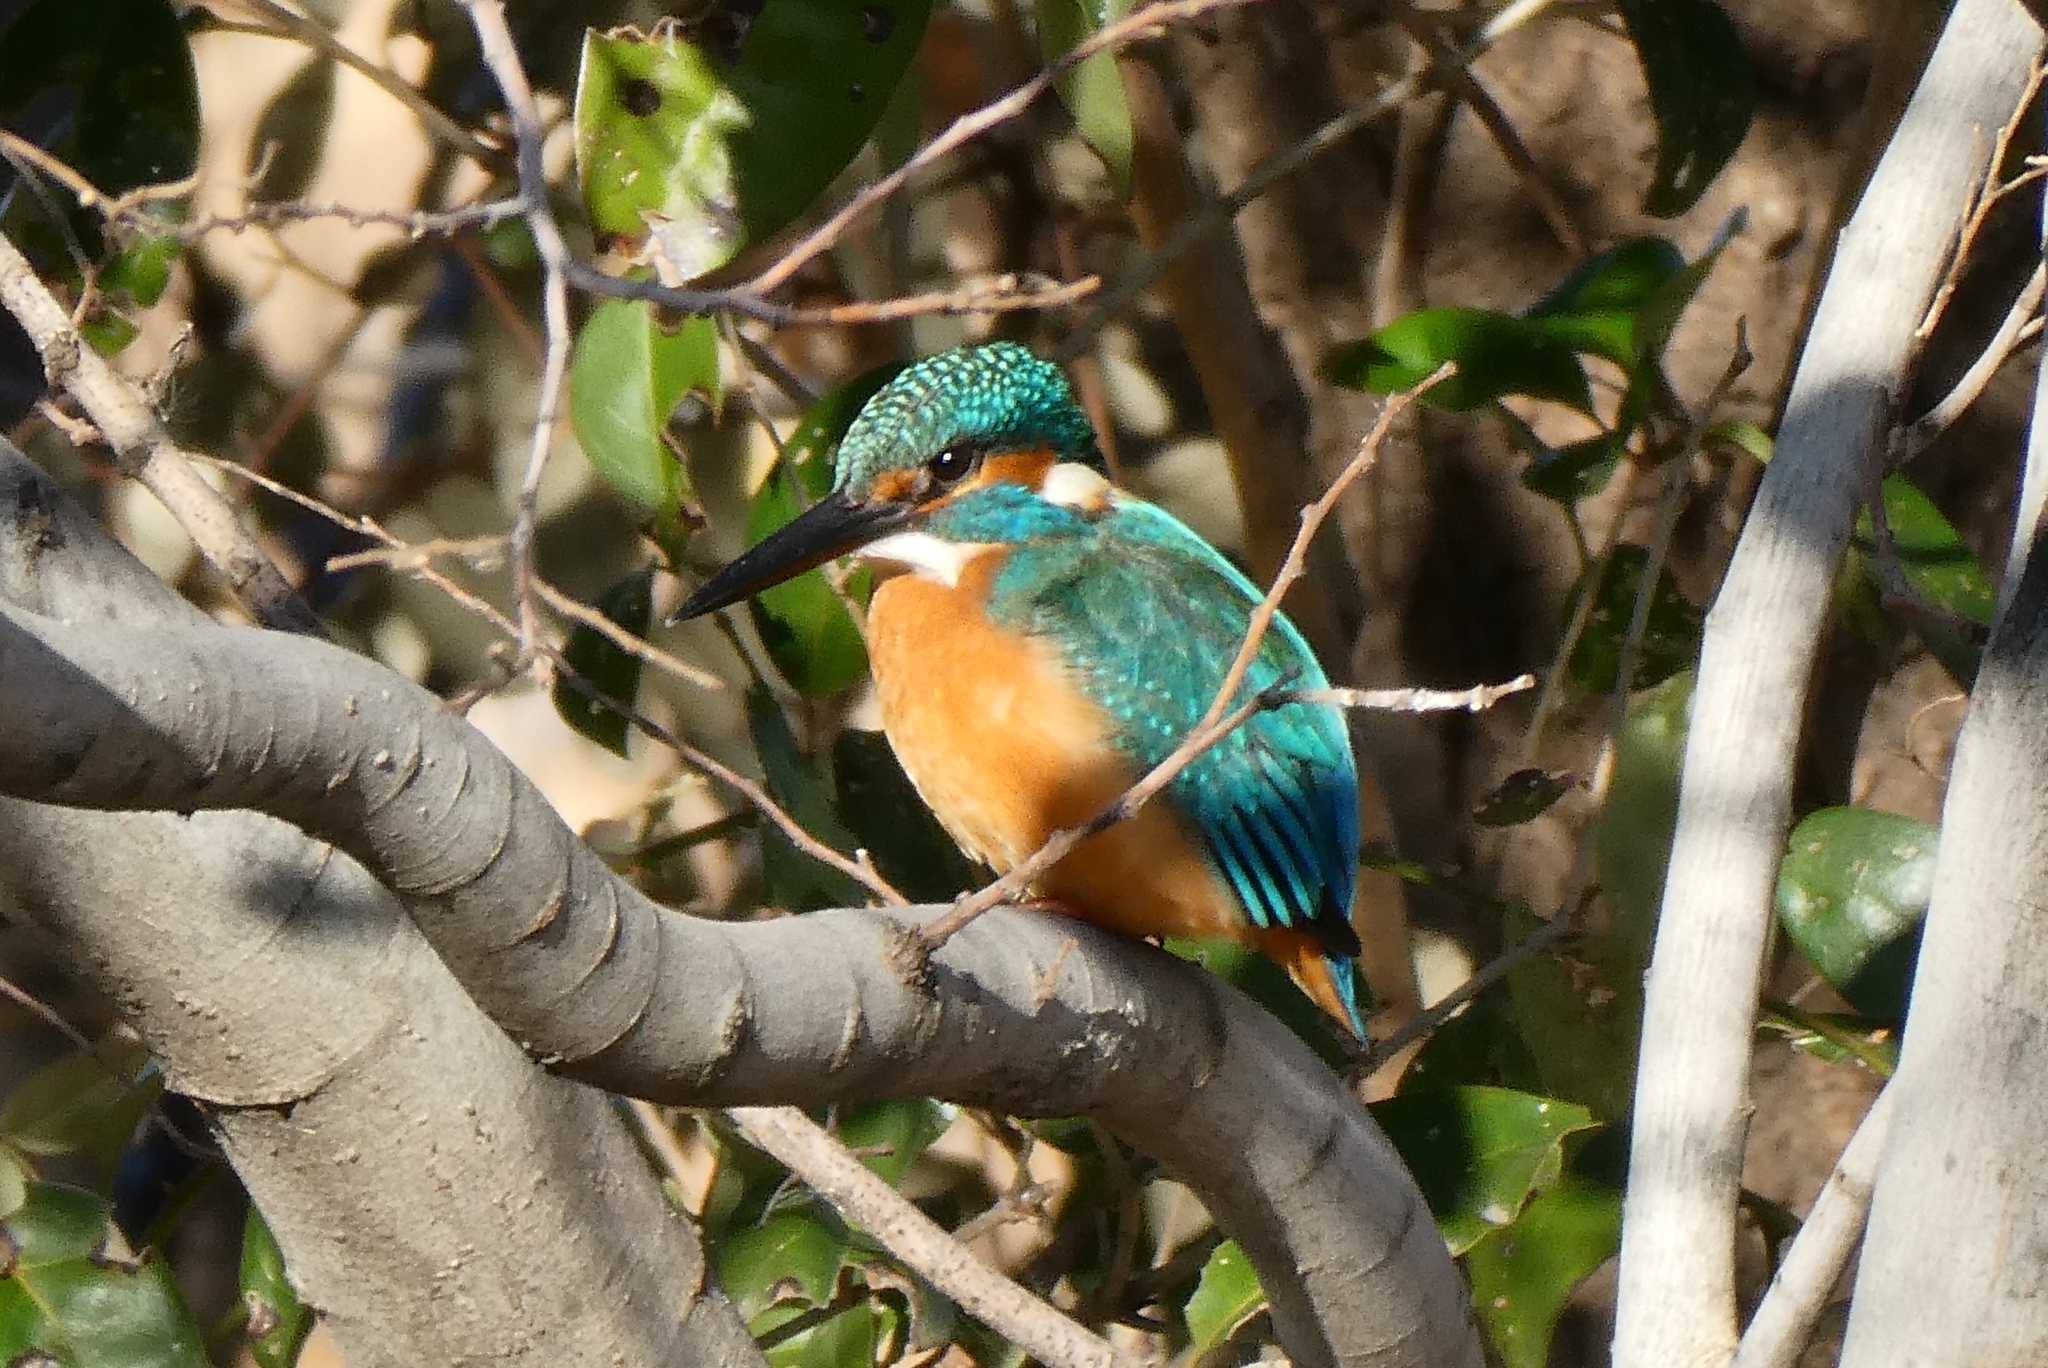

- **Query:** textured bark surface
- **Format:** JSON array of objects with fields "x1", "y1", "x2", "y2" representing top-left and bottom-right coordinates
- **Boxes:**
[{"x1": 0, "y1": 445, "x2": 761, "y2": 1368}]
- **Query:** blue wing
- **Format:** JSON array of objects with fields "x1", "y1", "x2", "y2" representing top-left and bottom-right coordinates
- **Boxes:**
[{"x1": 985, "y1": 498, "x2": 1363, "y2": 966}]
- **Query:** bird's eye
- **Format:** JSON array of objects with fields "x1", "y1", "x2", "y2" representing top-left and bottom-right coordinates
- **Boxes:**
[{"x1": 926, "y1": 445, "x2": 982, "y2": 486}]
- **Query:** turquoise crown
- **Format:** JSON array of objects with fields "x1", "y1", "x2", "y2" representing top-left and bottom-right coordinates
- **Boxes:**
[{"x1": 833, "y1": 342, "x2": 1101, "y2": 494}]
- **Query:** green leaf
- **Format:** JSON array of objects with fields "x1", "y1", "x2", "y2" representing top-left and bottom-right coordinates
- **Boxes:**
[
  {"x1": 746, "y1": 688, "x2": 869, "y2": 912},
  {"x1": 1465, "y1": 1176, "x2": 1622, "y2": 1368},
  {"x1": 1183, "y1": 1239, "x2": 1264, "y2": 1363},
  {"x1": 831, "y1": 1100, "x2": 948, "y2": 1189},
  {"x1": 1852, "y1": 475, "x2": 1997, "y2": 627},
  {"x1": 102, "y1": 234, "x2": 181, "y2": 312},
  {"x1": 1526, "y1": 237, "x2": 1687, "y2": 366},
  {"x1": 0, "y1": 0, "x2": 199, "y2": 196},
  {"x1": 716, "y1": 1210, "x2": 851, "y2": 1321},
  {"x1": 1708, "y1": 416, "x2": 1773, "y2": 464},
  {"x1": 1039, "y1": 0, "x2": 1134, "y2": 193},
  {"x1": 1563, "y1": 545, "x2": 1702, "y2": 695},
  {"x1": 1614, "y1": 0, "x2": 1754, "y2": 216},
  {"x1": 1370, "y1": 1087, "x2": 1600, "y2": 1255},
  {"x1": 745, "y1": 463, "x2": 871, "y2": 697},
  {"x1": 1404, "y1": 992, "x2": 1545, "y2": 1096},
  {"x1": 569, "y1": 299, "x2": 719, "y2": 521},
  {"x1": 832, "y1": 729, "x2": 979, "y2": 899},
  {"x1": 574, "y1": 4, "x2": 933, "y2": 280},
  {"x1": 740, "y1": 366, "x2": 902, "y2": 696},
  {"x1": 551, "y1": 567, "x2": 655, "y2": 758},
  {"x1": 239, "y1": 1208, "x2": 311, "y2": 1368},
  {"x1": 1775, "y1": 806, "x2": 1935, "y2": 1020},
  {"x1": 1323, "y1": 308, "x2": 1594, "y2": 414},
  {"x1": 1472, "y1": 769, "x2": 1573, "y2": 828},
  {"x1": 0, "y1": 1182, "x2": 207, "y2": 1368},
  {"x1": 0, "y1": 1038, "x2": 156, "y2": 1173},
  {"x1": 1756, "y1": 1002, "x2": 1899, "y2": 1077}
]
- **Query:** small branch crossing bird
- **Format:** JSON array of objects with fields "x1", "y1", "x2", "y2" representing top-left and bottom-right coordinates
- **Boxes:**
[{"x1": 674, "y1": 343, "x2": 1369, "y2": 1038}]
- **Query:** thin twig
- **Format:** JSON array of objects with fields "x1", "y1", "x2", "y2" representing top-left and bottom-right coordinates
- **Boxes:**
[
  {"x1": 914, "y1": 364, "x2": 1456, "y2": 954},
  {"x1": 0, "y1": 228, "x2": 322, "y2": 635},
  {"x1": 453, "y1": 0, "x2": 574, "y2": 661},
  {"x1": 1903, "y1": 260, "x2": 2046, "y2": 458},
  {"x1": 727, "y1": 1106, "x2": 1138, "y2": 1368},
  {"x1": 534, "y1": 577, "x2": 724, "y2": 691},
  {"x1": 223, "y1": 0, "x2": 511, "y2": 172},
  {"x1": 1359, "y1": 910, "x2": 1576, "y2": 1072},
  {"x1": 0, "y1": 971, "x2": 94, "y2": 1051},
  {"x1": 1731, "y1": 1087, "x2": 1896, "y2": 1368},
  {"x1": 740, "y1": 0, "x2": 1263, "y2": 298}
]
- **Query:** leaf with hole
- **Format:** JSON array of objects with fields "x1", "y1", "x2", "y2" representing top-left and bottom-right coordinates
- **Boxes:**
[
  {"x1": 1615, "y1": 0, "x2": 1754, "y2": 215},
  {"x1": 1323, "y1": 308, "x2": 1594, "y2": 413},
  {"x1": 1775, "y1": 806, "x2": 1935, "y2": 1021},
  {"x1": 1371, "y1": 1087, "x2": 1599, "y2": 1255},
  {"x1": 575, "y1": 4, "x2": 932, "y2": 280},
  {"x1": 1465, "y1": 1175, "x2": 1622, "y2": 1368},
  {"x1": 551, "y1": 567, "x2": 655, "y2": 758},
  {"x1": 240, "y1": 1207, "x2": 311, "y2": 1368},
  {"x1": 569, "y1": 299, "x2": 719, "y2": 522}
]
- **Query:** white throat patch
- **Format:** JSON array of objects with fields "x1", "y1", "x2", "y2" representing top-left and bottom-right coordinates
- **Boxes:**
[
  {"x1": 854, "y1": 532, "x2": 992, "y2": 587},
  {"x1": 1040, "y1": 461, "x2": 1112, "y2": 512}
]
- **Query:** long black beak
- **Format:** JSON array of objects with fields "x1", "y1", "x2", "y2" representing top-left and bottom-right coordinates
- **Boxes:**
[{"x1": 669, "y1": 489, "x2": 911, "y2": 623}]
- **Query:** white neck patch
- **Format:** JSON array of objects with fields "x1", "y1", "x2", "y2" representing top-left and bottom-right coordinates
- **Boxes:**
[
  {"x1": 1040, "y1": 461, "x2": 1112, "y2": 512},
  {"x1": 853, "y1": 531, "x2": 992, "y2": 587}
]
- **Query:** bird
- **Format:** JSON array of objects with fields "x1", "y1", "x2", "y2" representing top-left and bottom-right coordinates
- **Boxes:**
[{"x1": 673, "y1": 342, "x2": 1369, "y2": 1039}]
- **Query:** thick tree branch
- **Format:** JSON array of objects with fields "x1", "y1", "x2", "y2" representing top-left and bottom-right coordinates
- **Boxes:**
[
  {"x1": 0, "y1": 593, "x2": 1477, "y2": 1368},
  {"x1": 1612, "y1": 5, "x2": 2047, "y2": 1365},
  {"x1": 0, "y1": 445, "x2": 761, "y2": 1368}
]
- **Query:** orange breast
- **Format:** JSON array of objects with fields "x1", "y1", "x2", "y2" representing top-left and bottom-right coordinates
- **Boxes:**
[{"x1": 865, "y1": 557, "x2": 1244, "y2": 943}]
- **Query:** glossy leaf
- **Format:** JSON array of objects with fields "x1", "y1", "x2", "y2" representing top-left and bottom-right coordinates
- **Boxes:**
[
  {"x1": 716, "y1": 1210, "x2": 850, "y2": 1321},
  {"x1": 741, "y1": 366, "x2": 902, "y2": 696},
  {"x1": 1564, "y1": 545, "x2": 1702, "y2": 695},
  {"x1": 1371, "y1": 1087, "x2": 1599, "y2": 1255},
  {"x1": 1184, "y1": 1239, "x2": 1264, "y2": 1363},
  {"x1": 1853, "y1": 476, "x2": 1996, "y2": 627},
  {"x1": 1615, "y1": 0, "x2": 1754, "y2": 215},
  {"x1": 1039, "y1": 0, "x2": 1134, "y2": 192},
  {"x1": 1775, "y1": 806, "x2": 1935, "y2": 1020},
  {"x1": 833, "y1": 729, "x2": 979, "y2": 899},
  {"x1": 1323, "y1": 308, "x2": 1594, "y2": 414},
  {"x1": 1526, "y1": 237, "x2": 1687, "y2": 366},
  {"x1": 831, "y1": 1099, "x2": 948, "y2": 1188},
  {"x1": 575, "y1": 4, "x2": 932, "y2": 279},
  {"x1": 1465, "y1": 1176, "x2": 1622, "y2": 1368},
  {"x1": 0, "y1": 1182, "x2": 206, "y2": 1368},
  {"x1": 0, "y1": 1038, "x2": 156, "y2": 1173},
  {"x1": 569, "y1": 299, "x2": 718, "y2": 521},
  {"x1": 551, "y1": 567, "x2": 655, "y2": 758},
  {"x1": 239, "y1": 1207, "x2": 311, "y2": 1368}
]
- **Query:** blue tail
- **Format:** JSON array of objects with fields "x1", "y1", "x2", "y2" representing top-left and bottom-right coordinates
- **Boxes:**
[{"x1": 1326, "y1": 952, "x2": 1372, "y2": 1044}]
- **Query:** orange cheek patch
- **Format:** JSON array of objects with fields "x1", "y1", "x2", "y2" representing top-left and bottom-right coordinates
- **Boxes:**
[{"x1": 869, "y1": 468, "x2": 919, "y2": 502}]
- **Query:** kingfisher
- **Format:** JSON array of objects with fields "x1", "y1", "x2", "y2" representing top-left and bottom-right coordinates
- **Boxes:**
[{"x1": 673, "y1": 343, "x2": 1368, "y2": 1039}]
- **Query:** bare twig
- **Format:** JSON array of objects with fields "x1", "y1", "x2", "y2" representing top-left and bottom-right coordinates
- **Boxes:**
[
  {"x1": 223, "y1": 0, "x2": 511, "y2": 172},
  {"x1": 1732, "y1": 1087, "x2": 1895, "y2": 1368},
  {"x1": 0, "y1": 228, "x2": 322, "y2": 635},
  {"x1": 452, "y1": 0, "x2": 574, "y2": 661},
  {"x1": 1282, "y1": 677, "x2": 1535, "y2": 712},
  {"x1": 915, "y1": 365, "x2": 1456, "y2": 954},
  {"x1": 1903, "y1": 260, "x2": 2046, "y2": 458},
  {"x1": 0, "y1": 971, "x2": 94, "y2": 1051},
  {"x1": 1359, "y1": 909, "x2": 1576, "y2": 1072},
  {"x1": 534, "y1": 577, "x2": 724, "y2": 692},
  {"x1": 741, "y1": 0, "x2": 1263, "y2": 298},
  {"x1": 727, "y1": 1106, "x2": 1138, "y2": 1368}
]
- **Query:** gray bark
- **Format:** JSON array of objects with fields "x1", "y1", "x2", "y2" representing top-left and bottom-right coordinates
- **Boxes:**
[
  {"x1": 0, "y1": 445, "x2": 763, "y2": 1367},
  {"x1": 1835, "y1": 111, "x2": 2048, "y2": 1362},
  {"x1": 0, "y1": 446, "x2": 1478, "y2": 1366},
  {"x1": 1613, "y1": 4, "x2": 2047, "y2": 1365}
]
